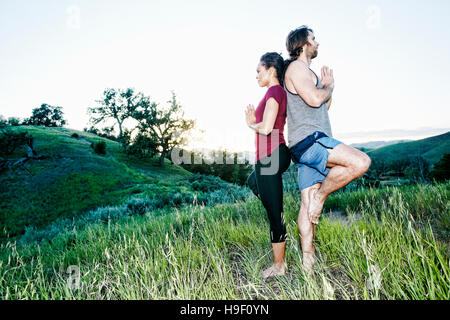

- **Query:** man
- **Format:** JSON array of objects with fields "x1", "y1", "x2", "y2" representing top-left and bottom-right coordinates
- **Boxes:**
[{"x1": 284, "y1": 26, "x2": 371, "y2": 273}]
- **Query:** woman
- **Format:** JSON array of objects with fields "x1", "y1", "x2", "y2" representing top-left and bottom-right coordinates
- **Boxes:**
[{"x1": 245, "y1": 52, "x2": 291, "y2": 279}]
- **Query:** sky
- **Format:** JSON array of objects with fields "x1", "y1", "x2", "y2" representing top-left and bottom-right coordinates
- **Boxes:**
[{"x1": 1, "y1": 0, "x2": 450, "y2": 152}]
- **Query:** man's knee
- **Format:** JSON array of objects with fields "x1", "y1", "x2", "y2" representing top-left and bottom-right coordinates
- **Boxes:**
[{"x1": 355, "y1": 153, "x2": 371, "y2": 176}]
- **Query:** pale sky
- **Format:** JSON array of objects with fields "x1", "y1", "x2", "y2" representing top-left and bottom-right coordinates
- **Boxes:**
[{"x1": 1, "y1": 0, "x2": 449, "y2": 151}]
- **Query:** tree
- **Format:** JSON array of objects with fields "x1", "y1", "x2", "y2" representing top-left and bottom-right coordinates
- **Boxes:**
[
  {"x1": 23, "y1": 104, "x2": 67, "y2": 127},
  {"x1": 133, "y1": 92, "x2": 195, "y2": 167},
  {"x1": 87, "y1": 88, "x2": 149, "y2": 144},
  {"x1": 430, "y1": 154, "x2": 450, "y2": 181},
  {"x1": 124, "y1": 132, "x2": 159, "y2": 159},
  {"x1": 0, "y1": 125, "x2": 49, "y2": 173},
  {"x1": 0, "y1": 125, "x2": 31, "y2": 157}
]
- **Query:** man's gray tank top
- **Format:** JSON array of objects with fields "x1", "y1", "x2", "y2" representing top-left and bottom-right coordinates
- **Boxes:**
[{"x1": 285, "y1": 68, "x2": 333, "y2": 148}]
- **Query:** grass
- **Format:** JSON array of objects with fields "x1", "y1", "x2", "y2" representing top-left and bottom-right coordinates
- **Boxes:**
[{"x1": 0, "y1": 182, "x2": 448, "y2": 300}]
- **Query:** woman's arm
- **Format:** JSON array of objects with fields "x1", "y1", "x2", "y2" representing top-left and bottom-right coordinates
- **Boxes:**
[{"x1": 245, "y1": 98, "x2": 279, "y2": 136}]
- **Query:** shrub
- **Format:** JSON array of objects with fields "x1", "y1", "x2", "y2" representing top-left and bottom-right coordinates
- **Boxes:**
[
  {"x1": 206, "y1": 185, "x2": 252, "y2": 206},
  {"x1": 85, "y1": 205, "x2": 129, "y2": 223},
  {"x1": 125, "y1": 197, "x2": 155, "y2": 215},
  {"x1": 0, "y1": 127, "x2": 32, "y2": 157},
  {"x1": 188, "y1": 173, "x2": 228, "y2": 193},
  {"x1": 19, "y1": 218, "x2": 73, "y2": 245},
  {"x1": 8, "y1": 117, "x2": 21, "y2": 126},
  {"x1": 92, "y1": 141, "x2": 107, "y2": 155}
]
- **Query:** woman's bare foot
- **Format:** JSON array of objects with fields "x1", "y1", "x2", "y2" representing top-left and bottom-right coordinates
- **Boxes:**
[
  {"x1": 308, "y1": 188, "x2": 325, "y2": 224},
  {"x1": 262, "y1": 263, "x2": 287, "y2": 279}
]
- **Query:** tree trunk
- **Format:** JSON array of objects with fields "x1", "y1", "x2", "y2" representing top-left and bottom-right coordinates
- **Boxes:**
[{"x1": 159, "y1": 152, "x2": 165, "y2": 167}]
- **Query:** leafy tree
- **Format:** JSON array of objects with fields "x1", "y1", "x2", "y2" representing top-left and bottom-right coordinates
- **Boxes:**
[
  {"x1": 133, "y1": 91, "x2": 195, "y2": 167},
  {"x1": 124, "y1": 132, "x2": 159, "y2": 159},
  {"x1": 7, "y1": 117, "x2": 21, "y2": 126},
  {"x1": 87, "y1": 88, "x2": 149, "y2": 144},
  {"x1": 430, "y1": 154, "x2": 450, "y2": 181},
  {"x1": 23, "y1": 104, "x2": 67, "y2": 127},
  {"x1": 0, "y1": 125, "x2": 32, "y2": 157}
]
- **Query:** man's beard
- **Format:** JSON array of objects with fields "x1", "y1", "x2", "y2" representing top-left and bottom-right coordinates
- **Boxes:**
[{"x1": 312, "y1": 49, "x2": 318, "y2": 59}]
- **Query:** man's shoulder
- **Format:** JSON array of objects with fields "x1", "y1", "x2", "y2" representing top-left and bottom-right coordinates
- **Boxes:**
[{"x1": 285, "y1": 60, "x2": 309, "y2": 79}]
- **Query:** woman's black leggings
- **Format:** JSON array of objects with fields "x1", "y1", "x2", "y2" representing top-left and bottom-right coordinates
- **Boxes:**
[{"x1": 247, "y1": 144, "x2": 291, "y2": 243}]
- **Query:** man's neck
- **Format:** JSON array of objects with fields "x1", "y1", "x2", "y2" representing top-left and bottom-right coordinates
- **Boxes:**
[{"x1": 298, "y1": 53, "x2": 312, "y2": 67}]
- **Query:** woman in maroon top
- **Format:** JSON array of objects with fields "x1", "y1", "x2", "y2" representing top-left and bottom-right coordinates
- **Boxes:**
[{"x1": 245, "y1": 52, "x2": 291, "y2": 279}]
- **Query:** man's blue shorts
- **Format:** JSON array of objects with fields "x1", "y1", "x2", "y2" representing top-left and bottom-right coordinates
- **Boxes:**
[{"x1": 289, "y1": 131, "x2": 343, "y2": 191}]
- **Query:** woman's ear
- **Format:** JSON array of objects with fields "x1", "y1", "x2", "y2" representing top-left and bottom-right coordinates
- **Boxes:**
[{"x1": 270, "y1": 67, "x2": 276, "y2": 78}]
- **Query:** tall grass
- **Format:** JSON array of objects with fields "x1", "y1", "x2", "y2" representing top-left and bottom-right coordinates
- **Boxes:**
[{"x1": 0, "y1": 182, "x2": 448, "y2": 300}]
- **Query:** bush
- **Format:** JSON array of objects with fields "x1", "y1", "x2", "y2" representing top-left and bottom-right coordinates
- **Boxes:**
[
  {"x1": 92, "y1": 141, "x2": 107, "y2": 155},
  {"x1": 188, "y1": 173, "x2": 228, "y2": 193},
  {"x1": 19, "y1": 218, "x2": 73, "y2": 245},
  {"x1": 431, "y1": 154, "x2": 450, "y2": 181},
  {"x1": 8, "y1": 117, "x2": 21, "y2": 126},
  {"x1": 0, "y1": 126, "x2": 32, "y2": 157},
  {"x1": 0, "y1": 115, "x2": 7, "y2": 125},
  {"x1": 206, "y1": 185, "x2": 251, "y2": 206},
  {"x1": 125, "y1": 197, "x2": 155, "y2": 215},
  {"x1": 86, "y1": 205, "x2": 129, "y2": 223}
]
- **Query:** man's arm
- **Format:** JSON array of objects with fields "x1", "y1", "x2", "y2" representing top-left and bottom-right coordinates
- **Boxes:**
[
  {"x1": 326, "y1": 96, "x2": 332, "y2": 111},
  {"x1": 287, "y1": 62, "x2": 334, "y2": 108}
]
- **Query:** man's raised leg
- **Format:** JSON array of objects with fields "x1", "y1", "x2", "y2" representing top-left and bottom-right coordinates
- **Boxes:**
[{"x1": 308, "y1": 144, "x2": 371, "y2": 224}]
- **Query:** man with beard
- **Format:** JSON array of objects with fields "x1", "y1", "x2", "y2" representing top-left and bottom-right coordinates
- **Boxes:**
[{"x1": 284, "y1": 26, "x2": 371, "y2": 273}]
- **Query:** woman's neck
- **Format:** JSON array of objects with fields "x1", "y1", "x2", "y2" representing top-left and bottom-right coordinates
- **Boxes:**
[{"x1": 267, "y1": 79, "x2": 280, "y2": 88}]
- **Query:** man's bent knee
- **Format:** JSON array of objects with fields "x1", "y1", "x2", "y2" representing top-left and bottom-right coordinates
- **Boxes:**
[{"x1": 356, "y1": 153, "x2": 371, "y2": 176}]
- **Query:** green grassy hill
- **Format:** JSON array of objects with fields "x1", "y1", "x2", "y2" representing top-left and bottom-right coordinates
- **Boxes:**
[
  {"x1": 366, "y1": 131, "x2": 450, "y2": 164},
  {"x1": 0, "y1": 126, "x2": 246, "y2": 242}
]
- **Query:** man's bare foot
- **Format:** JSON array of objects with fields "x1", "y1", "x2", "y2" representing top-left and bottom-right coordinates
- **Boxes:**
[
  {"x1": 308, "y1": 188, "x2": 325, "y2": 224},
  {"x1": 262, "y1": 263, "x2": 287, "y2": 279}
]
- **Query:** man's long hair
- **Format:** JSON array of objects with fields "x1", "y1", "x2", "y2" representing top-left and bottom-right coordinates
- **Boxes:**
[{"x1": 284, "y1": 25, "x2": 314, "y2": 70}]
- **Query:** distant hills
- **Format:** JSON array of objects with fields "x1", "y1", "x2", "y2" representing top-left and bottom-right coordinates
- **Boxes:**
[
  {"x1": 366, "y1": 131, "x2": 450, "y2": 164},
  {"x1": 338, "y1": 127, "x2": 450, "y2": 143},
  {"x1": 351, "y1": 140, "x2": 412, "y2": 150}
]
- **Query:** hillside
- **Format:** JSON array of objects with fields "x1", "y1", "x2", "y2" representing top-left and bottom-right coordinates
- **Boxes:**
[
  {"x1": 366, "y1": 131, "x2": 450, "y2": 164},
  {"x1": 0, "y1": 126, "x2": 242, "y2": 241},
  {"x1": 351, "y1": 140, "x2": 412, "y2": 150}
]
